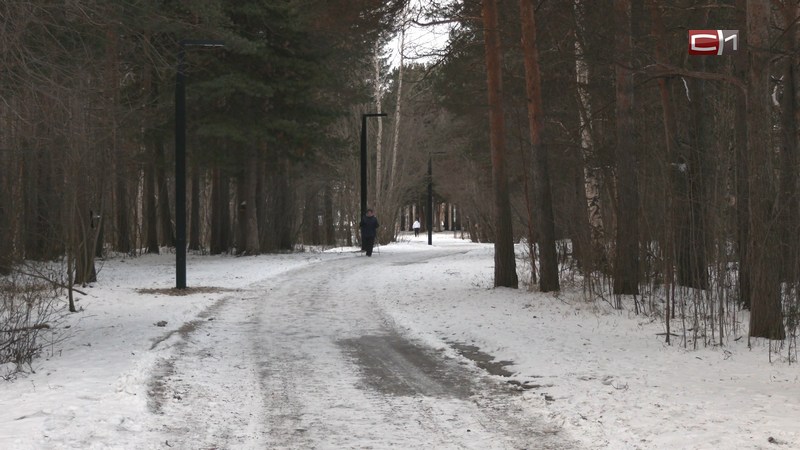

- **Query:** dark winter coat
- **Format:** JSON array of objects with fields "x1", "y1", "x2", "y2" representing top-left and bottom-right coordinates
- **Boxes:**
[{"x1": 360, "y1": 215, "x2": 379, "y2": 238}]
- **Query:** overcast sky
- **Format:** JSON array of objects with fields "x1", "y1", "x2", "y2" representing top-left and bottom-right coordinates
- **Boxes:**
[{"x1": 387, "y1": 0, "x2": 455, "y2": 68}]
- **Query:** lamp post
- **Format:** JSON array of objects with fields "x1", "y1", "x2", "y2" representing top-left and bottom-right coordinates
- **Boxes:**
[
  {"x1": 359, "y1": 112, "x2": 387, "y2": 249},
  {"x1": 175, "y1": 39, "x2": 224, "y2": 289},
  {"x1": 427, "y1": 151, "x2": 446, "y2": 246}
]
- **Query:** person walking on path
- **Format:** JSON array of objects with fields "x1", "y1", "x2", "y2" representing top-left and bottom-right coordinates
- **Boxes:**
[
  {"x1": 412, "y1": 219, "x2": 421, "y2": 237},
  {"x1": 360, "y1": 209, "x2": 379, "y2": 257}
]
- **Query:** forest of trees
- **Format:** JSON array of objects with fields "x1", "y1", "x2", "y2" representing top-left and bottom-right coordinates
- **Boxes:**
[{"x1": 1, "y1": 0, "x2": 799, "y2": 352}]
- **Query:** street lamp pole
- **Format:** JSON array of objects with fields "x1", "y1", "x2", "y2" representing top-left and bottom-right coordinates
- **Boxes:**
[
  {"x1": 175, "y1": 39, "x2": 224, "y2": 289},
  {"x1": 175, "y1": 46, "x2": 188, "y2": 289},
  {"x1": 428, "y1": 154, "x2": 433, "y2": 246}
]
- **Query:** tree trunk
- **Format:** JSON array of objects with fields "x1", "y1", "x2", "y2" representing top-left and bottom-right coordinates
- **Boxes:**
[
  {"x1": 310, "y1": 203, "x2": 321, "y2": 245},
  {"x1": 345, "y1": 208, "x2": 353, "y2": 247},
  {"x1": 306, "y1": 187, "x2": 321, "y2": 245},
  {"x1": 612, "y1": 0, "x2": 640, "y2": 295},
  {"x1": 673, "y1": 5, "x2": 710, "y2": 290},
  {"x1": 75, "y1": 210, "x2": 98, "y2": 285},
  {"x1": 277, "y1": 158, "x2": 294, "y2": 251},
  {"x1": 675, "y1": 81, "x2": 709, "y2": 289},
  {"x1": 244, "y1": 154, "x2": 260, "y2": 254},
  {"x1": 520, "y1": 0, "x2": 559, "y2": 292},
  {"x1": 262, "y1": 173, "x2": 281, "y2": 252},
  {"x1": 67, "y1": 248, "x2": 76, "y2": 313},
  {"x1": 747, "y1": 0, "x2": 784, "y2": 339},
  {"x1": 778, "y1": 2, "x2": 799, "y2": 282},
  {"x1": 257, "y1": 159, "x2": 271, "y2": 251},
  {"x1": 102, "y1": 20, "x2": 127, "y2": 257},
  {"x1": 220, "y1": 173, "x2": 231, "y2": 252},
  {"x1": 145, "y1": 161, "x2": 159, "y2": 254},
  {"x1": 115, "y1": 160, "x2": 131, "y2": 254},
  {"x1": 573, "y1": 0, "x2": 605, "y2": 258},
  {"x1": 0, "y1": 149, "x2": 11, "y2": 273},
  {"x1": 95, "y1": 208, "x2": 105, "y2": 258},
  {"x1": 388, "y1": 9, "x2": 407, "y2": 195},
  {"x1": 143, "y1": 40, "x2": 159, "y2": 255},
  {"x1": 156, "y1": 137, "x2": 175, "y2": 247},
  {"x1": 418, "y1": 200, "x2": 425, "y2": 232},
  {"x1": 236, "y1": 174, "x2": 246, "y2": 254},
  {"x1": 210, "y1": 168, "x2": 226, "y2": 255},
  {"x1": 481, "y1": 0, "x2": 518, "y2": 288},
  {"x1": 34, "y1": 151, "x2": 58, "y2": 260},
  {"x1": 734, "y1": 0, "x2": 751, "y2": 309},
  {"x1": 373, "y1": 42, "x2": 384, "y2": 210},
  {"x1": 650, "y1": 0, "x2": 677, "y2": 342},
  {"x1": 323, "y1": 185, "x2": 336, "y2": 246},
  {"x1": 0, "y1": 183, "x2": 13, "y2": 275},
  {"x1": 189, "y1": 164, "x2": 201, "y2": 251},
  {"x1": 74, "y1": 150, "x2": 97, "y2": 284}
]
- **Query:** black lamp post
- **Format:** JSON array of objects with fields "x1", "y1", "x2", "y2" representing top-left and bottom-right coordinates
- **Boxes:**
[
  {"x1": 427, "y1": 154, "x2": 433, "y2": 246},
  {"x1": 175, "y1": 39, "x2": 224, "y2": 289}
]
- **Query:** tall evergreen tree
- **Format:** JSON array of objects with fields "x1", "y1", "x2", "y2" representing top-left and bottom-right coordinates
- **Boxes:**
[{"x1": 481, "y1": 0, "x2": 518, "y2": 288}]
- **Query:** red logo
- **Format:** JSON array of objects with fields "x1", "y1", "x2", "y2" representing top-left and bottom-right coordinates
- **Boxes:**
[{"x1": 689, "y1": 30, "x2": 739, "y2": 55}]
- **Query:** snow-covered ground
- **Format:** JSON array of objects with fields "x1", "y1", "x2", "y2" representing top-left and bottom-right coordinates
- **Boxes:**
[{"x1": 1, "y1": 235, "x2": 798, "y2": 449}]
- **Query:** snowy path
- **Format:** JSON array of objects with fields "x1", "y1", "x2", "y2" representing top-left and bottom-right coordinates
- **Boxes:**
[
  {"x1": 146, "y1": 247, "x2": 578, "y2": 449},
  {"x1": 7, "y1": 236, "x2": 797, "y2": 449}
]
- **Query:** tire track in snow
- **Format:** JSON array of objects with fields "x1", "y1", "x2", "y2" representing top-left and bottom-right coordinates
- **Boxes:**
[
  {"x1": 251, "y1": 249, "x2": 579, "y2": 449},
  {"x1": 143, "y1": 294, "x2": 272, "y2": 448}
]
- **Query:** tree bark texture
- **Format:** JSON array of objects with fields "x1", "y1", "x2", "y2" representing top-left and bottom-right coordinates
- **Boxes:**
[
  {"x1": 612, "y1": 0, "x2": 640, "y2": 295},
  {"x1": 747, "y1": 0, "x2": 784, "y2": 340},
  {"x1": 244, "y1": 154, "x2": 260, "y2": 254},
  {"x1": 324, "y1": 185, "x2": 336, "y2": 246},
  {"x1": 189, "y1": 164, "x2": 202, "y2": 251},
  {"x1": 210, "y1": 168, "x2": 230, "y2": 255},
  {"x1": 156, "y1": 137, "x2": 175, "y2": 248},
  {"x1": 373, "y1": 42, "x2": 384, "y2": 211},
  {"x1": 572, "y1": 0, "x2": 605, "y2": 257},
  {"x1": 481, "y1": 0, "x2": 519, "y2": 288},
  {"x1": 734, "y1": 0, "x2": 751, "y2": 309},
  {"x1": 674, "y1": 5, "x2": 710, "y2": 290},
  {"x1": 115, "y1": 158, "x2": 131, "y2": 254},
  {"x1": 519, "y1": 0, "x2": 559, "y2": 292},
  {"x1": 778, "y1": 2, "x2": 799, "y2": 282},
  {"x1": 145, "y1": 161, "x2": 159, "y2": 254}
]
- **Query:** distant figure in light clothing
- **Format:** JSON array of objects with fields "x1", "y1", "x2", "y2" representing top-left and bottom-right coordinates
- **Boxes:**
[{"x1": 412, "y1": 219, "x2": 421, "y2": 237}]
